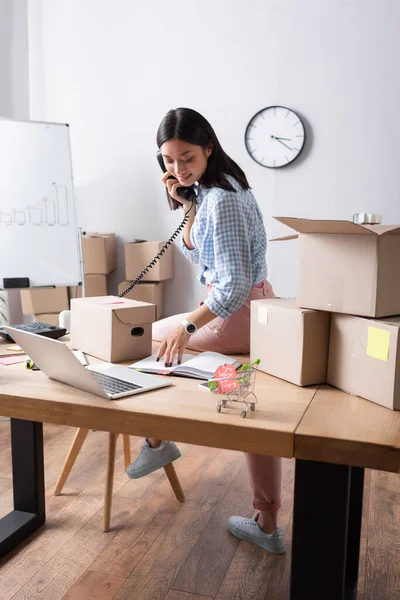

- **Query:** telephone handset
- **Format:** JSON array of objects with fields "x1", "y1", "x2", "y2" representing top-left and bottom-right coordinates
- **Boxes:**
[
  {"x1": 118, "y1": 152, "x2": 195, "y2": 298},
  {"x1": 156, "y1": 150, "x2": 195, "y2": 208}
]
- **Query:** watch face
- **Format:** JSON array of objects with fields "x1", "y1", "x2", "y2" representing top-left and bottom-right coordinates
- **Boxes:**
[
  {"x1": 186, "y1": 323, "x2": 197, "y2": 334},
  {"x1": 245, "y1": 106, "x2": 306, "y2": 168}
]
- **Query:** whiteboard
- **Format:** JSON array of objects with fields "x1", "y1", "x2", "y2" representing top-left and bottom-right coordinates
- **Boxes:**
[{"x1": 0, "y1": 119, "x2": 82, "y2": 287}]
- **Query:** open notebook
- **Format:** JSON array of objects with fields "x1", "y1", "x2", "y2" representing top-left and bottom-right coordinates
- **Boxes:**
[{"x1": 129, "y1": 351, "x2": 241, "y2": 380}]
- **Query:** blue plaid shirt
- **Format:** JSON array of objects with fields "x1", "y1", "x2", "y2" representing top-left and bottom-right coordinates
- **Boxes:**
[{"x1": 180, "y1": 175, "x2": 267, "y2": 319}]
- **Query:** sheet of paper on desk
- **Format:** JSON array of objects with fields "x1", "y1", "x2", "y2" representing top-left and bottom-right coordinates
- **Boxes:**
[
  {"x1": 0, "y1": 344, "x2": 24, "y2": 358},
  {"x1": 0, "y1": 355, "x2": 26, "y2": 366}
]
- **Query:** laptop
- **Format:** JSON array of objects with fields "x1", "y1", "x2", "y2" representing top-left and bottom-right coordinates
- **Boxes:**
[{"x1": 5, "y1": 326, "x2": 173, "y2": 400}]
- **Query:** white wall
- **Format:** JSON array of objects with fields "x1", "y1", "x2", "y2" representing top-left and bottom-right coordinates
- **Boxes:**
[
  {"x1": 0, "y1": 0, "x2": 29, "y2": 323},
  {"x1": 0, "y1": 0, "x2": 29, "y2": 118},
  {"x1": 27, "y1": 0, "x2": 400, "y2": 313},
  {"x1": 0, "y1": 0, "x2": 13, "y2": 117},
  {"x1": 10, "y1": 0, "x2": 29, "y2": 120}
]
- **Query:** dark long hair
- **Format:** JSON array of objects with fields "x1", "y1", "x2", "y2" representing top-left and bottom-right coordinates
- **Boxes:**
[{"x1": 157, "y1": 107, "x2": 249, "y2": 210}]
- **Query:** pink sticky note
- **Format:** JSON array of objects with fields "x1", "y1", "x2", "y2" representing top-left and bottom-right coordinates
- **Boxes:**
[{"x1": 0, "y1": 356, "x2": 26, "y2": 366}]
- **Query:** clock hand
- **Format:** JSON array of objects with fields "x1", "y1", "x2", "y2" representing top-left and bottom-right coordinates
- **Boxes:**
[
  {"x1": 273, "y1": 136, "x2": 292, "y2": 141},
  {"x1": 273, "y1": 137, "x2": 293, "y2": 151}
]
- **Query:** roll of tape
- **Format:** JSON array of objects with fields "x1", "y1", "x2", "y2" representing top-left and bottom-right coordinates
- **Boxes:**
[{"x1": 353, "y1": 213, "x2": 382, "y2": 225}]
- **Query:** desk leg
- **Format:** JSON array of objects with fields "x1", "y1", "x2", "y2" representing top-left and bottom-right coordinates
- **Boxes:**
[
  {"x1": 0, "y1": 419, "x2": 45, "y2": 557},
  {"x1": 290, "y1": 460, "x2": 364, "y2": 600}
]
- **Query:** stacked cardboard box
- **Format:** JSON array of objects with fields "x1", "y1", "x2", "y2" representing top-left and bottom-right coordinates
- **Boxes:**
[
  {"x1": 251, "y1": 217, "x2": 400, "y2": 410},
  {"x1": 118, "y1": 241, "x2": 174, "y2": 320},
  {"x1": 117, "y1": 281, "x2": 163, "y2": 321},
  {"x1": 20, "y1": 233, "x2": 116, "y2": 324},
  {"x1": 251, "y1": 298, "x2": 331, "y2": 386},
  {"x1": 21, "y1": 287, "x2": 70, "y2": 324},
  {"x1": 76, "y1": 232, "x2": 117, "y2": 300},
  {"x1": 82, "y1": 233, "x2": 116, "y2": 277}
]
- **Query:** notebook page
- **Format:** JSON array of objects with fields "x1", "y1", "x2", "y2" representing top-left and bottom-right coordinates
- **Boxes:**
[
  {"x1": 129, "y1": 353, "x2": 194, "y2": 372},
  {"x1": 175, "y1": 352, "x2": 240, "y2": 376}
]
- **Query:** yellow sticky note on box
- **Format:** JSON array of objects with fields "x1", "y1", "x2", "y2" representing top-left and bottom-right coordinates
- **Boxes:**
[{"x1": 366, "y1": 327, "x2": 390, "y2": 361}]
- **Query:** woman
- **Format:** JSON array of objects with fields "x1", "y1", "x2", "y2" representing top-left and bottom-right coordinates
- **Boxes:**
[{"x1": 127, "y1": 108, "x2": 285, "y2": 555}]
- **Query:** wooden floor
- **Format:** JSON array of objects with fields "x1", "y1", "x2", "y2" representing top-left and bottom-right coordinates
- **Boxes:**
[{"x1": 0, "y1": 421, "x2": 398, "y2": 600}]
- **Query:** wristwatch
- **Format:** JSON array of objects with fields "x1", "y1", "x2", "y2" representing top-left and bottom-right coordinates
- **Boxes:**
[{"x1": 181, "y1": 319, "x2": 198, "y2": 336}]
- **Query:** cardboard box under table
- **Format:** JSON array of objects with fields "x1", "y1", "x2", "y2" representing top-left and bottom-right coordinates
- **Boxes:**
[
  {"x1": 274, "y1": 217, "x2": 400, "y2": 318},
  {"x1": 124, "y1": 241, "x2": 173, "y2": 282},
  {"x1": 70, "y1": 296, "x2": 156, "y2": 362},
  {"x1": 328, "y1": 313, "x2": 400, "y2": 410},
  {"x1": 251, "y1": 298, "x2": 331, "y2": 386}
]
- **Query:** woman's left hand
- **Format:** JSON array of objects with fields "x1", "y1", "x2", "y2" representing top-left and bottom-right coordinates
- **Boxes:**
[{"x1": 157, "y1": 326, "x2": 190, "y2": 367}]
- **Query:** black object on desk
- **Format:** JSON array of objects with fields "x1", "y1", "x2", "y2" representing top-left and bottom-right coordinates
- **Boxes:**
[
  {"x1": 2, "y1": 277, "x2": 30, "y2": 289},
  {"x1": 0, "y1": 322, "x2": 67, "y2": 343}
]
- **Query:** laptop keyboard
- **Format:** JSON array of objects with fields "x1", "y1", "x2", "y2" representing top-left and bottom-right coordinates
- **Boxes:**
[{"x1": 89, "y1": 370, "x2": 142, "y2": 396}]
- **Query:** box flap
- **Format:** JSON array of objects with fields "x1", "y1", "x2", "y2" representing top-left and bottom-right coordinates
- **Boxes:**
[
  {"x1": 71, "y1": 295, "x2": 156, "y2": 323},
  {"x1": 269, "y1": 234, "x2": 298, "y2": 242},
  {"x1": 252, "y1": 298, "x2": 313, "y2": 313},
  {"x1": 363, "y1": 224, "x2": 400, "y2": 235},
  {"x1": 94, "y1": 296, "x2": 156, "y2": 323},
  {"x1": 85, "y1": 232, "x2": 114, "y2": 239},
  {"x1": 126, "y1": 240, "x2": 163, "y2": 246},
  {"x1": 274, "y1": 217, "x2": 372, "y2": 235},
  {"x1": 113, "y1": 302, "x2": 156, "y2": 325},
  {"x1": 274, "y1": 217, "x2": 400, "y2": 236}
]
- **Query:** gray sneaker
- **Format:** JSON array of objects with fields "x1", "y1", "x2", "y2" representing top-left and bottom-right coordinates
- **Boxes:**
[
  {"x1": 227, "y1": 513, "x2": 286, "y2": 554},
  {"x1": 126, "y1": 439, "x2": 181, "y2": 479}
]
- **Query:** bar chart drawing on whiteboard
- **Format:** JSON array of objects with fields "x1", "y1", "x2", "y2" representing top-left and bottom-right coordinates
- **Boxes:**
[
  {"x1": 0, "y1": 119, "x2": 82, "y2": 287},
  {"x1": 0, "y1": 184, "x2": 70, "y2": 226}
]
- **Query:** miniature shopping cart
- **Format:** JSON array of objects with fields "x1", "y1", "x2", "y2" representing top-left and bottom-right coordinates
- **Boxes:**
[{"x1": 207, "y1": 359, "x2": 260, "y2": 418}]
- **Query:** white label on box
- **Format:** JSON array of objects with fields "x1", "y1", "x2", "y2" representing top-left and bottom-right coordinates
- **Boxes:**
[{"x1": 258, "y1": 305, "x2": 269, "y2": 325}]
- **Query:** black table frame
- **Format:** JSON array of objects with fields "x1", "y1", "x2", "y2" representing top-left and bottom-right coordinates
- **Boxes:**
[
  {"x1": 0, "y1": 419, "x2": 365, "y2": 600},
  {"x1": 0, "y1": 418, "x2": 45, "y2": 557},
  {"x1": 290, "y1": 459, "x2": 364, "y2": 600}
]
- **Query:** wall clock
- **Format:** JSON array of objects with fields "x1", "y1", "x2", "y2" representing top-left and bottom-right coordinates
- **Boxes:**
[{"x1": 245, "y1": 106, "x2": 306, "y2": 168}]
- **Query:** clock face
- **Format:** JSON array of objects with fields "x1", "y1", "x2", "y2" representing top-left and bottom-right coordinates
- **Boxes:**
[{"x1": 245, "y1": 106, "x2": 306, "y2": 168}]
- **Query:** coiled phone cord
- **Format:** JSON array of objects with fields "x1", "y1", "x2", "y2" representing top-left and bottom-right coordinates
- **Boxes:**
[{"x1": 118, "y1": 200, "x2": 195, "y2": 298}]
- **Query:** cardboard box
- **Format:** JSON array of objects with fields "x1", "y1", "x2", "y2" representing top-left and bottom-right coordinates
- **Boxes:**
[
  {"x1": 274, "y1": 217, "x2": 400, "y2": 318},
  {"x1": 34, "y1": 313, "x2": 60, "y2": 327},
  {"x1": 21, "y1": 287, "x2": 69, "y2": 316},
  {"x1": 327, "y1": 314, "x2": 400, "y2": 410},
  {"x1": 250, "y1": 298, "x2": 331, "y2": 386},
  {"x1": 83, "y1": 233, "x2": 116, "y2": 275},
  {"x1": 117, "y1": 281, "x2": 163, "y2": 320},
  {"x1": 70, "y1": 295, "x2": 156, "y2": 362},
  {"x1": 69, "y1": 275, "x2": 107, "y2": 299},
  {"x1": 125, "y1": 241, "x2": 173, "y2": 282}
]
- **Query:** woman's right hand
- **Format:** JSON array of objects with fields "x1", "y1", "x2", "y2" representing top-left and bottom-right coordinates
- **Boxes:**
[{"x1": 161, "y1": 172, "x2": 194, "y2": 209}]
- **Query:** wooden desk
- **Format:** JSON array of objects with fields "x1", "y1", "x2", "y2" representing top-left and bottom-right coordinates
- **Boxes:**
[
  {"x1": 0, "y1": 365, "x2": 316, "y2": 457},
  {"x1": 296, "y1": 385, "x2": 400, "y2": 473},
  {"x1": 1, "y1": 361, "x2": 399, "y2": 600},
  {"x1": 0, "y1": 361, "x2": 315, "y2": 570},
  {"x1": 291, "y1": 386, "x2": 400, "y2": 600}
]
